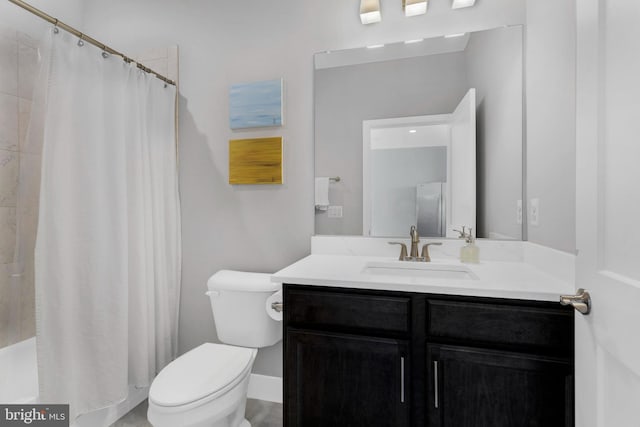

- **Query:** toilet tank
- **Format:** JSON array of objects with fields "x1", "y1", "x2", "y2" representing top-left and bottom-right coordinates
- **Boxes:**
[{"x1": 207, "y1": 270, "x2": 282, "y2": 348}]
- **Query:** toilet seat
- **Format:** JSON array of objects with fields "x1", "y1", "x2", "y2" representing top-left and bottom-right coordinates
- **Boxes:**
[{"x1": 149, "y1": 343, "x2": 257, "y2": 408}]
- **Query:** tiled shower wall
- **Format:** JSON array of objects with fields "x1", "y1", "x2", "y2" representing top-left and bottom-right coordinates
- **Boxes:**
[{"x1": 0, "y1": 28, "x2": 38, "y2": 349}]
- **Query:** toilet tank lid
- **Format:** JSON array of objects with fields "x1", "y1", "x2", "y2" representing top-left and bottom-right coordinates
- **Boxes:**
[{"x1": 207, "y1": 270, "x2": 281, "y2": 292}]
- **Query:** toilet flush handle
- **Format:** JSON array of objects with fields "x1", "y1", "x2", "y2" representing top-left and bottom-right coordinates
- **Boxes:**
[{"x1": 205, "y1": 290, "x2": 220, "y2": 298}]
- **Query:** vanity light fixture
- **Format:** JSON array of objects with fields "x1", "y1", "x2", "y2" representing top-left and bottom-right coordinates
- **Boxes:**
[
  {"x1": 404, "y1": 38, "x2": 424, "y2": 44},
  {"x1": 366, "y1": 44, "x2": 385, "y2": 49},
  {"x1": 403, "y1": 0, "x2": 428, "y2": 17},
  {"x1": 360, "y1": 0, "x2": 382, "y2": 24},
  {"x1": 451, "y1": 0, "x2": 476, "y2": 9},
  {"x1": 409, "y1": 129, "x2": 417, "y2": 133}
]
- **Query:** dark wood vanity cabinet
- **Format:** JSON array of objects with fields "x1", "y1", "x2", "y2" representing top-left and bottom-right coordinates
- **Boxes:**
[
  {"x1": 425, "y1": 298, "x2": 574, "y2": 427},
  {"x1": 426, "y1": 344, "x2": 573, "y2": 427},
  {"x1": 284, "y1": 286, "x2": 412, "y2": 427},
  {"x1": 286, "y1": 330, "x2": 409, "y2": 427},
  {"x1": 283, "y1": 284, "x2": 574, "y2": 427}
]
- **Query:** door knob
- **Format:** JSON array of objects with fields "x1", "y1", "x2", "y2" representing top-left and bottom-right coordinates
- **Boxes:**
[{"x1": 560, "y1": 288, "x2": 591, "y2": 315}]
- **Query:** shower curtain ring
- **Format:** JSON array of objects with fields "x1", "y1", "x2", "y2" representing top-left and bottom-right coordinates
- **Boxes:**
[
  {"x1": 77, "y1": 34, "x2": 85, "y2": 47},
  {"x1": 53, "y1": 19, "x2": 59, "y2": 34},
  {"x1": 100, "y1": 44, "x2": 110, "y2": 58}
]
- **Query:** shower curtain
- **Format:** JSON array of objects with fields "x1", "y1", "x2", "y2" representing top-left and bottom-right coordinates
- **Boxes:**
[{"x1": 25, "y1": 29, "x2": 181, "y2": 418}]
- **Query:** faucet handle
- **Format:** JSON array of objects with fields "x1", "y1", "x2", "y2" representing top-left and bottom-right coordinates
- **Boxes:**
[
  {"x1": 421, "y1": 242, "x2": 443, "y2": 262},
  {"x1": 388, "y1": 242, "x2": 408, "y2": 261}
]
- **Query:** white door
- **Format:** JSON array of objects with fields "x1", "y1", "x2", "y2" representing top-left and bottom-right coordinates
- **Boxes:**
[
  {"x1": 448, "y1": 88, "x2": 476, "y2": 238},
  {"x1": 575, "y1": 0, "x2": 640, "y2": 426}
]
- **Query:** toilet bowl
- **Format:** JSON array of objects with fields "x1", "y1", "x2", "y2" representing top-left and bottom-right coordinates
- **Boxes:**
[
  {"x1": 148, "y1": 343, "x2": 257, "y2": 427},
  {"x1": 147, "y1": 271, "x2": 282, "y2": 427}
]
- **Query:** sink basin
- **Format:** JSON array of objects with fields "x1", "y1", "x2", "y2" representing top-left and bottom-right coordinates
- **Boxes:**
[{"x1": 362, "y1": 260, "x2": 478, "y2": 280}]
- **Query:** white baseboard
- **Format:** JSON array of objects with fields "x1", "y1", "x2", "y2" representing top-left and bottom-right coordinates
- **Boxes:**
[{"x1": 247, "y1": 374, "x2": 282, "y2": 404}]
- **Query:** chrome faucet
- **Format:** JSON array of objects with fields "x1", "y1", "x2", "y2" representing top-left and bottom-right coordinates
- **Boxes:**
[{"x1": 388, "y1": 225, "x2": 442, "y2": 262}]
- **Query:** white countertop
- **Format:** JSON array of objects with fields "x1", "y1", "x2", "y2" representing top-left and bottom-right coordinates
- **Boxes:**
[{"x1": 272, "y1": 254, "x2": 574, "y2": 302}]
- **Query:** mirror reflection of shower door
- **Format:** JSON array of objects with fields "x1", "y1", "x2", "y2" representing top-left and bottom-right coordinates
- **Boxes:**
[{"x1": 416, "y1": 182, "x2": 445, "y2": 237}]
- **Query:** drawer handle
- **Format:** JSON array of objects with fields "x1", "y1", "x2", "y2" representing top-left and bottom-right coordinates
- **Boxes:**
[
  {"x1": 434, "y1": 360, "x2": 439, "y2": 409},
  {"x1": 400, "y1": 356, "x2": 405, "y2": 403}
]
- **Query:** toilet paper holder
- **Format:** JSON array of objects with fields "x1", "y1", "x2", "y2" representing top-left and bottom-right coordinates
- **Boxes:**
[{"x1": 271, "y1": 301, "x2": 284, "y2": 312}]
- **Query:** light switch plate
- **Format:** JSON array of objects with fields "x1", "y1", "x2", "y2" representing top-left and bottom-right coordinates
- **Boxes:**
[
  {"x1": 516, "y1": 200, "x2": 523, "y2": 225},
  {"x1": 328, "y1": 205, "x2": 343, "y2": 218},
  {"x1": 530, "y1": 198, "x2": 539, "y2": 226}
]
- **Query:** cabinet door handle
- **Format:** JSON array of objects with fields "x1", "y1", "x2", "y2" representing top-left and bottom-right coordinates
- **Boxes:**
[
  {"x1": 434, "y1": 360, "x2": 439, "y2": 409},
  {"x1": 400, "y1": 356, "x2": 405, "y2": 403}
]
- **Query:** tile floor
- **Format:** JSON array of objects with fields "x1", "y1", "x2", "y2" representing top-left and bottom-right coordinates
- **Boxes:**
[{"x1": 109, "y1": 398, "x2": 283, "y2": 427}]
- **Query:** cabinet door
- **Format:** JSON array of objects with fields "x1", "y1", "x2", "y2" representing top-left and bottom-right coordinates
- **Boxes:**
[
  {"x1": 285, "y1": 329, "x2": 410, "y2": 427},
  {"x1": 427, "y1": 344, "x2": 573, "y2": 427}
]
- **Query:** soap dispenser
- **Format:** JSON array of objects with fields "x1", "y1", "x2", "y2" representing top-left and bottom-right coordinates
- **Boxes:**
[{"x1": 459, "y1": 227, "x2": 480, "y2": 264}]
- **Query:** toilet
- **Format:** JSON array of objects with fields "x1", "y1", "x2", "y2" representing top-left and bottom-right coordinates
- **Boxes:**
[{"x1": 147, "y1": 270, "x2": 282, "y2": 427}]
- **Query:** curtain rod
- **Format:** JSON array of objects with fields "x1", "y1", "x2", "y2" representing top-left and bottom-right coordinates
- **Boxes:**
[{"x1": 8, "y1": 0, "x2": 176, "y2": 86}]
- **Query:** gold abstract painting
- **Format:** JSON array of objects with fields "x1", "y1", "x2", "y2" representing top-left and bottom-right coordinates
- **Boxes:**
[{"x1": 229, "y1": 137, "x2": 283, "y2": 184}]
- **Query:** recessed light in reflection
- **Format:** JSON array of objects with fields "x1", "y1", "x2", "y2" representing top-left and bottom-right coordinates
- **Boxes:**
[
  {"x1": 366, "y1": 44, "x2": 385, "y2": 49},
  {"x1": 409, "y1": 130, "x2": 417, "y2": 133},
  {"x1": 404, "y1": 39, "x2": 424, "y2": 44},
  {"x1": 444, "y1": 33, "x2": 466, "y2": 38},
  {"x1": 404, "y1": 0, "x2": 428, "y2": 17},
  {"x1": 360, "y1": 0, "x2": 382, "y2": 24},
  {"x1": 451, "y1": 0, "x2": 475, "y2": 9}
]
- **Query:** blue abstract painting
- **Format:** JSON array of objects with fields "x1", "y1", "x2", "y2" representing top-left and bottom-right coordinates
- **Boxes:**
[{"x1": 229, "y1": 79, "x2": 283, "y2": 129}]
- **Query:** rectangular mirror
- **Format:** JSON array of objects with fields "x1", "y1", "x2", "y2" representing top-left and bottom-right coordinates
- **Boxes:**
[{"x1": 314, "y1": 25, "x2": 524, "y2": 240}]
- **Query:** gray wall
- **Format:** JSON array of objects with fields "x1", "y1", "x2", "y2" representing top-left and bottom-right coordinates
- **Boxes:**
[
  {"x1": 80, "y1": 0, "x2": 579, "y2": 378},
  {"x1": 315, "y1": 53, "x2": 468, "y2": 235},
  {"x1": 526, "y1": 0, "x2": 577, "y2": 253},
  {"x1": 465, "y1": 26, "x2": 523, "y2": 240}
]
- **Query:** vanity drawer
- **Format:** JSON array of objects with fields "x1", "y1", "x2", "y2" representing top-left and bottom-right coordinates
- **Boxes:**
[
  {"x1": 285, "y1": 286, "x2": 411, "y2": 334},
  {"x1": 427, "y1": 299, "x2": 573, "y2": 353}
]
